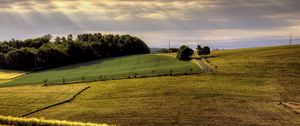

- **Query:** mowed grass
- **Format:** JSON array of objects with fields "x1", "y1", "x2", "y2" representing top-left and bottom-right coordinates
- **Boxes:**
[
  {"x1": 26, "y1": 45, "x2": 300, "y2": 125},
  {"x1": 0, "y1": 84, "x2": 88, "y2": 117},
  {"x1": 1, "y1": 54, "x2": 200, "y2": 87}
]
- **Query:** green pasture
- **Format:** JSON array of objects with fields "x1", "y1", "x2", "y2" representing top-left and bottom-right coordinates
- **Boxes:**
[{"x1": 1, "y1": 54, "x2": 200, "y2": 87}]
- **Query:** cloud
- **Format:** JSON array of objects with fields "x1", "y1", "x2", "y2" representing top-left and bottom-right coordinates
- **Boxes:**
[{"x1": 0, "y1": 0, "x2": 299, "y2": 48}]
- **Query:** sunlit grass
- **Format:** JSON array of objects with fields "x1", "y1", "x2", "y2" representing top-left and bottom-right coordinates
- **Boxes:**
[
  {"x1": 0, "y1": 70, "x2": 25, "y2": 80},
  {"x1": 0, "y1": 115, "x2": 111, "y2": 126}
]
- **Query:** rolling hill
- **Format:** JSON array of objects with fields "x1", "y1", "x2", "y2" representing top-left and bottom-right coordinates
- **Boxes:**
[{"x1": 0, "y1": 44, "x2": 299, "y2": 126}]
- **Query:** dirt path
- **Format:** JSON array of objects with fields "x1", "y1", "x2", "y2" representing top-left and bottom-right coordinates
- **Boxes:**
[{"x1": 195, "y1": 58, "x2": 213, "y2": 73}]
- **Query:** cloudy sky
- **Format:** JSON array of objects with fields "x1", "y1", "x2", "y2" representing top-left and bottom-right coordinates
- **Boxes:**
[{"x1": 0, "y1": 0, "x2": 299, "y2": 49}]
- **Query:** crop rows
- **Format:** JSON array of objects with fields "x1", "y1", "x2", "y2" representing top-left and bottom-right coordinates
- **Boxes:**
[{"x1": 1, "y1": 55, "x2": 201, "y2": 87}]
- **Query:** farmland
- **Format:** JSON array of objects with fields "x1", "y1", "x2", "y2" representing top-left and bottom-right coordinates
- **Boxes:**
[
  {"x1": 0, "y1": 45, "x2": 299, "y2": 126},
  {"x1": 1, "y1": 54, "x2": 200, "y2": 87},
  {"x1": 23, "y1": 45, "x2": 300, "y2": 125},
  {"x1": 0, "y1": 84, "x2": 88, "y2": 117}
]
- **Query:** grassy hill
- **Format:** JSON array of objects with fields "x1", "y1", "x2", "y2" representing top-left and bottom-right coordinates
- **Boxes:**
[
  {"x1": 0, "y1": 45, "x2": 299, "y2": 125},
  {"x1": 0, "y1": 54, "x2": 200, "y2": 87}
]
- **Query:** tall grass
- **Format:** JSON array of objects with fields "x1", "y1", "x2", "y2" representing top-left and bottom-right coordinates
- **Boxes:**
[{"x1": 0, "y1": 115, "x2": 111, "y2": 126}]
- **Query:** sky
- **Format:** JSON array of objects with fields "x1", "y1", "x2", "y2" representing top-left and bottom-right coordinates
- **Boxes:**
[{"x1": 0, "y1": 0, "x2": 299, "y2": 49}]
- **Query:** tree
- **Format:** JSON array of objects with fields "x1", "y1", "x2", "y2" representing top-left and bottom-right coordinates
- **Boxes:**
[
  {"x1": 196, "y1": 45, "x2": 202, "y2": 55},
  {"x1": 44, "y1": 34, "x2": 52, "y2": 40},
  {"x1": 67, "y1": 34, "x2": 73, "y2": 42},
  {"x1": 64, "y1": 42, "x2": 85, "y2": 63},
  {"x1": 202, "y1": 46, "x2": 211, "y2": 55},
  {"x1": 177, "y1": 45, "x2": 194, "y2": 60},
  {"x1": 177, "y1": 45, "x2": 188, "y2": 59},
  {"x1": 37, "y1": 45, "x2": 68, "y2": 68},
  {"x1": 54, "y1": 37, "x2": 62, "y2": 44},
  {"x1": 80, "y1": 43, "x2": 98, "y2": 61},
  {"x1": 6, "y1": 48, "x2": 36, "y2": 69},
  {"x1": 90, "y1": 42, "x2": 103, "y2": 58},
  {"x1": 0, "y1": 53, "x2": 6, "y2": 68},
  {"x1": 0, "y1": 44, "x2": 14, "y2": 54},
  {"x1": 61, "y1": 37, "x2": 67, "y2": 43}
]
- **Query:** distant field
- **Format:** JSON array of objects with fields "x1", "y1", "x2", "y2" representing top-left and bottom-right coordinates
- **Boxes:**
[{"x1": 1, "y1": 54, "x2": 200, "y2": 87}]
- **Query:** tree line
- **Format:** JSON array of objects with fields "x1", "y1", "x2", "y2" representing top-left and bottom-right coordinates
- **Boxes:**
[
  {"x1": 176, "y1": 45, "x2": 211, "y2": 60},
  {"x1": 0, "y1": 33, "x2": 150, "y2": 70},
  {"x1": 157, "y1": 48, "x2": 179, "y2": 53}
]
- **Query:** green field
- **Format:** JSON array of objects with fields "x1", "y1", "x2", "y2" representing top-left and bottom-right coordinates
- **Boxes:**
[
  {"x1": 1, "y1": 54, "x2": 200, "y2": 87},
  {"x1": 0, "y1": 45, "x2": 299, "y2": 125}
]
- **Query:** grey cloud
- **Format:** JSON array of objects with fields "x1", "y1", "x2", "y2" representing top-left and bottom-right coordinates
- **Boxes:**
[{"x1": 0, "y1": 0, "x2": 299, "y2": 48}]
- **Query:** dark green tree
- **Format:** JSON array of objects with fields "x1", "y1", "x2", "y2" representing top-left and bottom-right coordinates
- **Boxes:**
[
  {"x1": 196, "y1": 45, "x2": 202, "y2": 55},
  {"x1": 6, "y1": 48, "x2": 36, "y2": 69},
  {"x1": 67, "y1": 34, "x2": 73, "y2": 42},
  {"x1": 0, "y1": 44, "x2": 14, "y2": 54},
  {"x1": 54, "y1": 37, "x2": 62, "y2": 44},
  {"x1": 61, "y1": 37, "x2": 67, "y2": 43},
  {"x1": 0, "y1": 53, "x2": 6, "y2": 68},
  {"x1": 37, "y1": 44, "x2": 68, "y2": 68},
  {"x1": 177, "y1": 45, "x2": 194, "y2": 60},
  {"x1": 202, "y1": 46, "x2": 211, "y2": 55}
]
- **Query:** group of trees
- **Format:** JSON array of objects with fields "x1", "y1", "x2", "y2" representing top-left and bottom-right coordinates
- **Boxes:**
[
  {"x1": 157, "y1": 48, "x2": 179, "y2": 53},
  {"x1": 0, "y1": 33, "x2": 150, "y2": 70},
  {"x1": 196, "y1": 45, "x2": 210, "y2": 55},
  {"x1": 176, "y1": 45, "x2": 211, "y2": 60}
]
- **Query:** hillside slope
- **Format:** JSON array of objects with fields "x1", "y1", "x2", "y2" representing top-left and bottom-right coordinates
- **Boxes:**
[
  {"x1": 0, "y1": 84, "x2": 87, "y2": 117},
  {"x1": 22, "y1": 45, "x2": 299, "y2": 126},
  {"x1": 211, "y1": 44, "x2": 300, "y2": 102}
]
